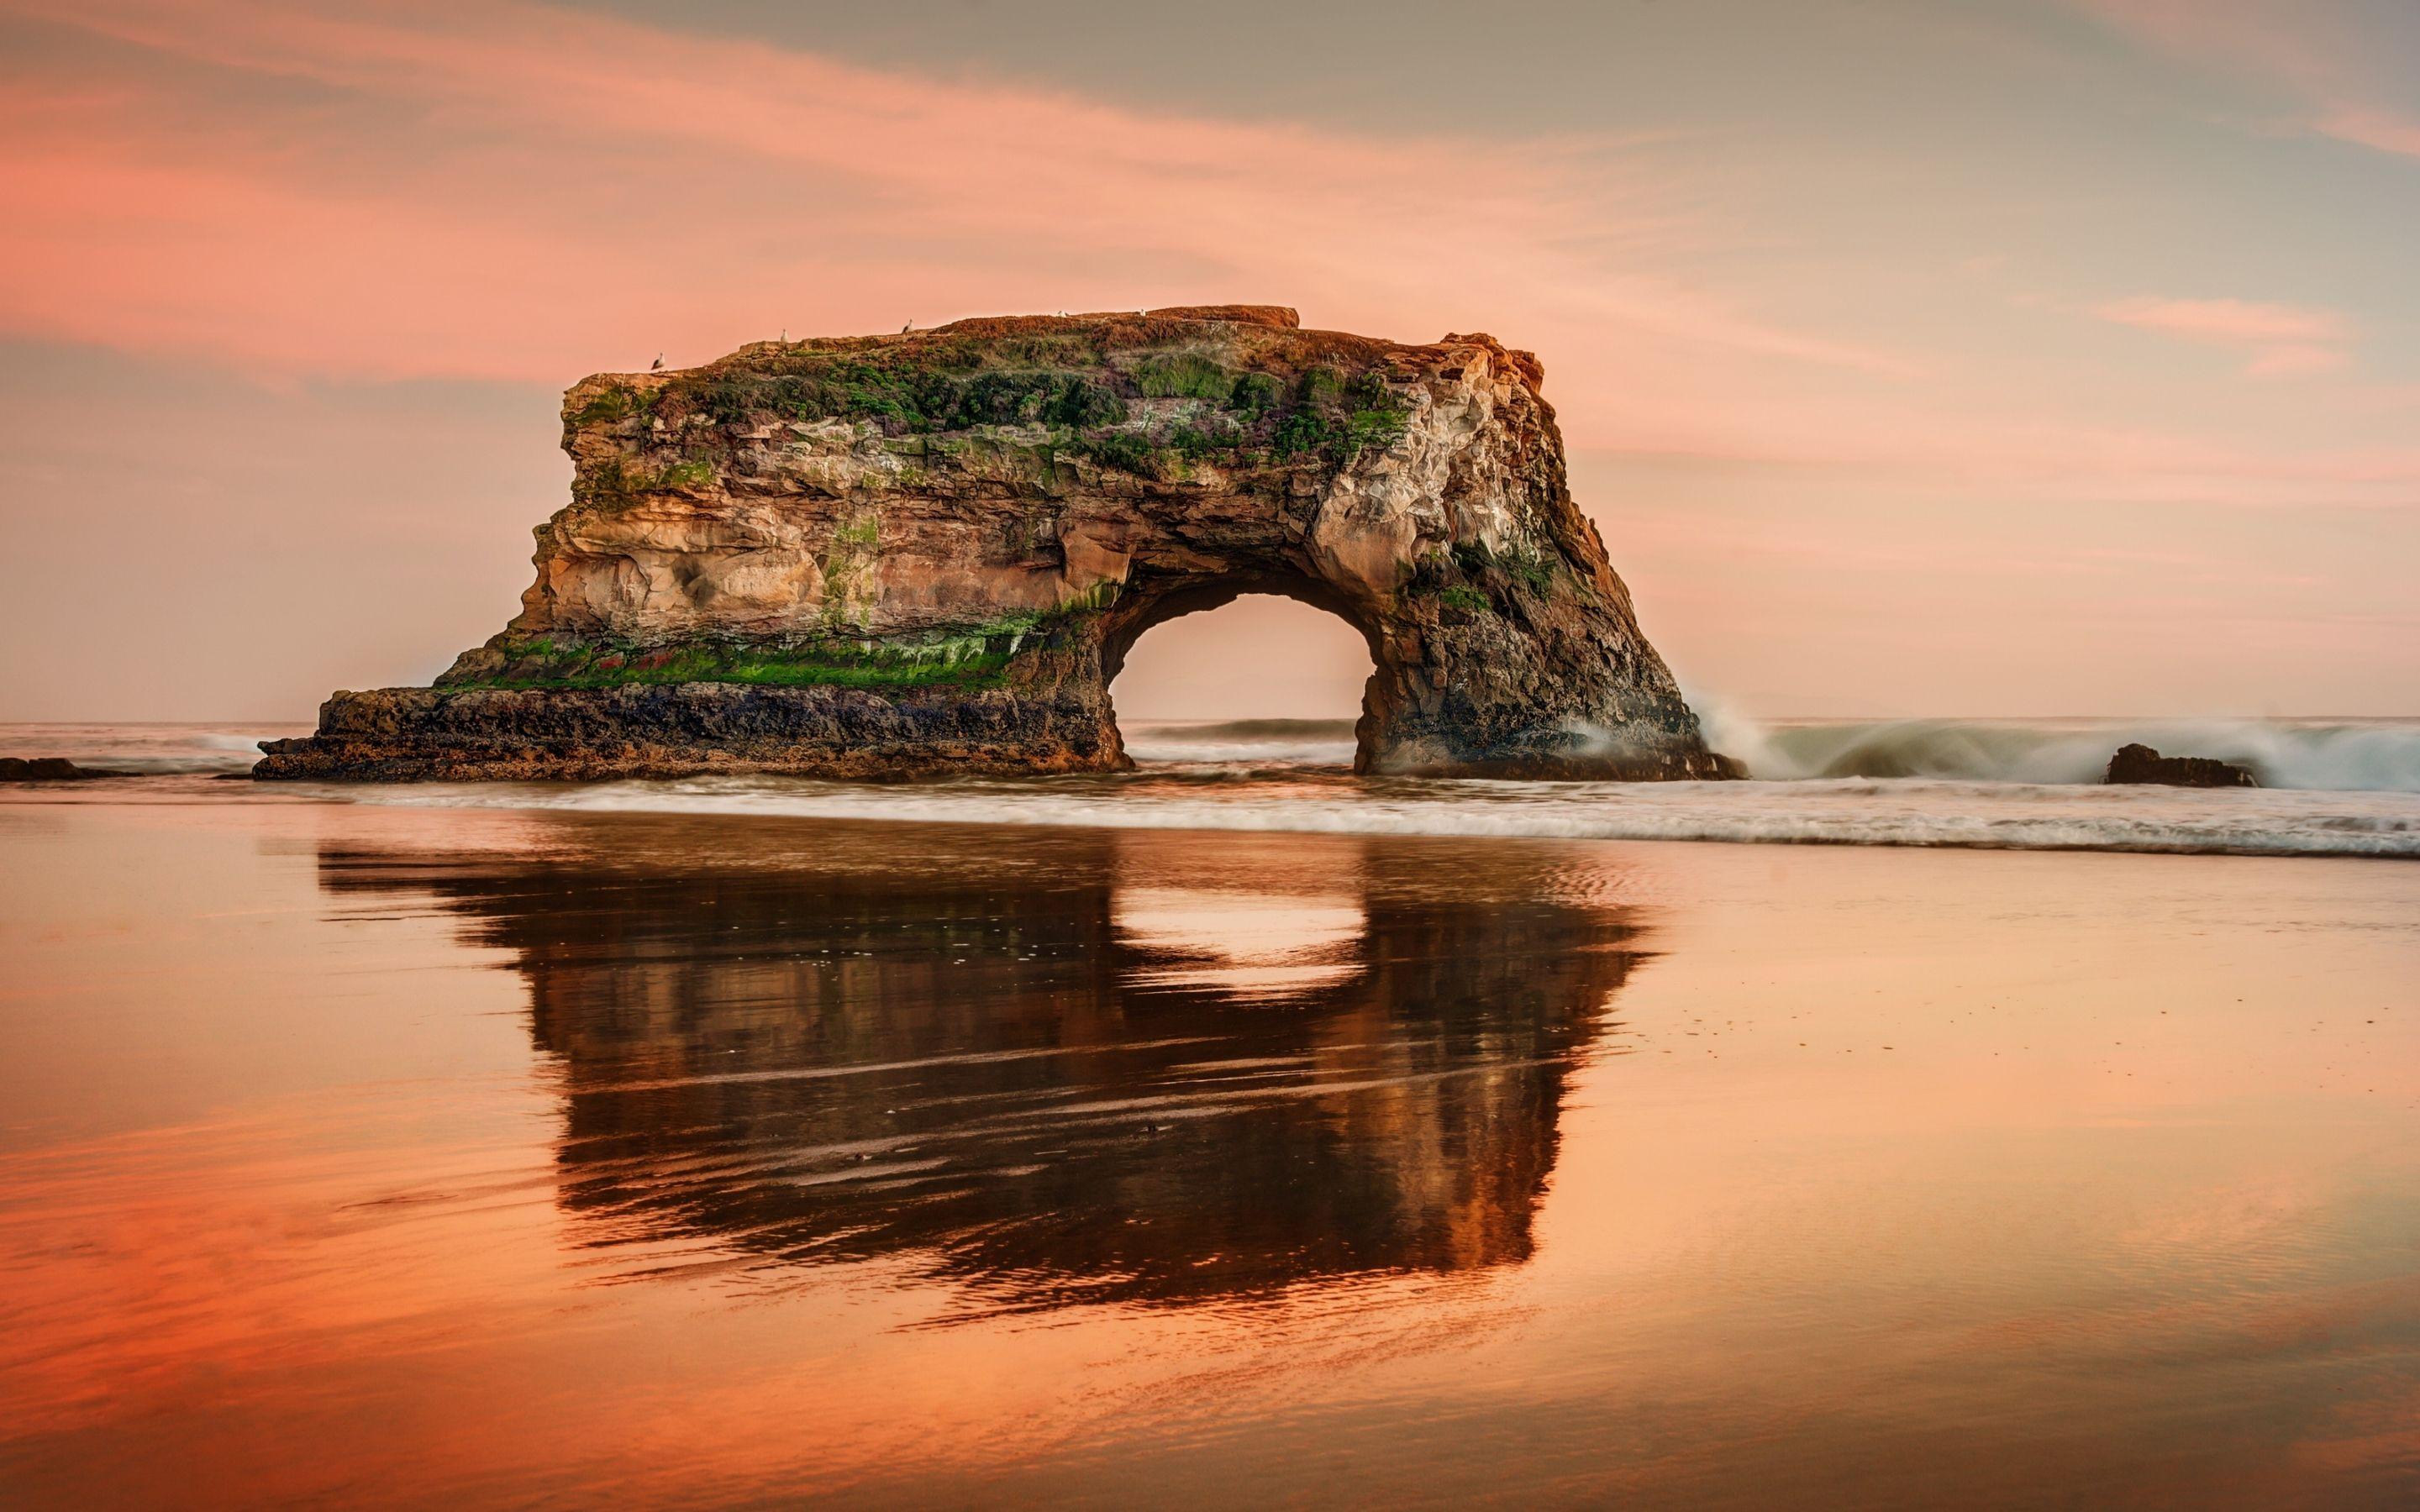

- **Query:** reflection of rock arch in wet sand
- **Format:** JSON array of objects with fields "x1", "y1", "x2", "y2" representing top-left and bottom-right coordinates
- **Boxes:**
[{"x1": 316, "y1": 818, "x2": 1649, "y2": 1315}]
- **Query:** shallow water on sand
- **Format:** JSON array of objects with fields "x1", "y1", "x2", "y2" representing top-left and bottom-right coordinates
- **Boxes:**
[{"x1": 0, "y1": 791, "x2": 2415, "y2": 1507}]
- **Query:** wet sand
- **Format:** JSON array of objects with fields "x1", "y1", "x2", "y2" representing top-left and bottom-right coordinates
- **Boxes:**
[{"x1": 1, "y1": 795, "x2": 2415, "y2": 1507}]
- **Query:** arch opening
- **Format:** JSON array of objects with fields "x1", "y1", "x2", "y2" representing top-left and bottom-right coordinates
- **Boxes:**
[{"x1": 1105, "y1": 585, "x2": 1379, "y2": 768}]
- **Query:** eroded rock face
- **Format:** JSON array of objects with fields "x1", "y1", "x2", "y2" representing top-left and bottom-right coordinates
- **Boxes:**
[{"x1": 258, "y1": 305, "x2": 1729, "y2": 781}]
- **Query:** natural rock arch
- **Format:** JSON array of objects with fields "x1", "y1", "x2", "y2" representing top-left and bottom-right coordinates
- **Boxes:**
[{"x1": 260, "y1": 305, "x2": 1730, "y2": 781}]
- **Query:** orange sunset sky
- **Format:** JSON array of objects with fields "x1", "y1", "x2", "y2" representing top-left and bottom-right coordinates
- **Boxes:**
[{"x1": 1, "y1": 0, "x2": 2414, "y2": 721}]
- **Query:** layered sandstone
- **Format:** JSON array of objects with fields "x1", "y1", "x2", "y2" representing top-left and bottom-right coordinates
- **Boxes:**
[{"x1": 257, "y1": 304, "x2": 1728, "y2": 780}]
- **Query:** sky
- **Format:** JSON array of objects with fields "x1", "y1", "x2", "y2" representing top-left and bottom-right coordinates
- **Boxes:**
[{"x1": 1, "y1": 0, "x2": 2415, "y2": 721}]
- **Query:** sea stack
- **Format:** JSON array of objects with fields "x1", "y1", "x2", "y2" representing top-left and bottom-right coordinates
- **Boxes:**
[{"x1": 257, "y1": 306, "x2": 1729, "y2": 781}]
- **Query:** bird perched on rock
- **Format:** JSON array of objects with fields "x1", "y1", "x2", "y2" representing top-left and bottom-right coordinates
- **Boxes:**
[
  {"x1": 650, "y1": 353, "x2": 663, "y2": 370},
  {"x1": 901, "y1": 319, "x2": 914, "y2": 333}
]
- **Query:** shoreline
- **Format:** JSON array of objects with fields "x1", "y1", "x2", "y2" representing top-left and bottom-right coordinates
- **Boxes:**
[
  {"x1": 2, "y1": 793, "x2": 2412, "y2": 1505},
  {"x1": 4, "y1": 765, "x2": 2417, "y2": 861}
]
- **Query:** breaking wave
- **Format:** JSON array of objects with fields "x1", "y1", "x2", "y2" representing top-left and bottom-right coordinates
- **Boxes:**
[
  {"x1": 1129, "y1": 711, "x2": 2420, "y2": 794},
  {"x1": 0, "y1": 722, "x2": 304, "y2": 774},
  {"x1": 1688, "y1": 706, "x2": 2420, "y2": 793}
]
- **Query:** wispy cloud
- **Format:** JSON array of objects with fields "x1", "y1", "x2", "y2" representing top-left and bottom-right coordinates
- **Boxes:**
[
  {"x1": 0, "y1": 0, "x2": 1916, "y2": 396},
  {"x1": 2069, "y1": 0, "x2": 2420, "y2": 162},
  {"x1": 2094, "y1": 296, "x2": 2354, "y2": 377},
  {"x1": 2317, "y1": 108, "x2": 2420, "y2": 160},
  {"x1": 0, "y1": 0, "x2": 2410, "y2": 516}
]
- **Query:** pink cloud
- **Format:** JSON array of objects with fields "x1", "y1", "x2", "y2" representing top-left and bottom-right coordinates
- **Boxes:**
[
  {"x1": 2240, "y1": 344, "x2": 2349, "y2": 379},
  {"x1": 2094, "y1": 297, "x2": 2352, "y2": 378},
  {"x1": 2094, "y1": 297, "x2": 2345, "y2": 347},
  {"x1": 0, "y1": 0, "x2": 1918, "y2": 398},
  {"x1": 2317, "y1": 108, "x2": 2420, "y2": 160},
  {"x1": 0, "y1": 0, "x2": 2408, "y2": 519}
]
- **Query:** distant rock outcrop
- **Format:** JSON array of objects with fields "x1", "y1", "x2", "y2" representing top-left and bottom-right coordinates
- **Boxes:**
[
  {"x1": 0, "y1": 758, "x2": 128, "y2": 781},
  {"x1": 2105, "y1": 743, "x2": 2258, "y2": 788},
  {"x1": 258, "y1": 305, "x2": 1729, "y2": 781}
]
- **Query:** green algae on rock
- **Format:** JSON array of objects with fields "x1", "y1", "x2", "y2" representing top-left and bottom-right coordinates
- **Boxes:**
[{"x1": 256, "y1": 305, "x2": 1733, "y2": 781}]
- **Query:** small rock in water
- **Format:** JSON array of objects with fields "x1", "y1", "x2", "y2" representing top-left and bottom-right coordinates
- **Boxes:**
[
  {"x1": 2104, "y1": 743, "x2": 2258, "y2": 788},
  {"x1": 0, "y1": 758, "x2": 130, "y2": 781}
]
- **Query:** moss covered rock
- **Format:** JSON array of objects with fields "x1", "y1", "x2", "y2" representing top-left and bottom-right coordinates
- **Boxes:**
[{"x1": 258, "y1": 305, "x2": 1729, "y2": 781}]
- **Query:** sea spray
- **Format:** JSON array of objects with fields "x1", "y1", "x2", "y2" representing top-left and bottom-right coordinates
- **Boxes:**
[
  {"x1": 1679, "y1": 689, "x2": 1785, "y2": 779},
  {"x1": 1742, "y1": 717, "x2": 2420, "y2": 791},
  {"x1": 0, "y1": 722, "x2": 307, "y2": 775}
]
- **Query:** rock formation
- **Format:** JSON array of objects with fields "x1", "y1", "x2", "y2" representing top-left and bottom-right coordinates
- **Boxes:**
[
  {"x1": 0, "y1": 758, "x2": 128, "y2": 780},
  {"x1": 2105, "y1": 743, "x2": 2259, "y2": 788},
  {"x1": 257, "y1": 305, "x2": 1729, "y2": 781}
]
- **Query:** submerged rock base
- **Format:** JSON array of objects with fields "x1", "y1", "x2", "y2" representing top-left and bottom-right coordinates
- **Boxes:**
[
  {"x1": 259, "y1": 305, "x2": 1730, "y2": 783},
  {"x1": 255, "y1": 684, "x2": 1123, "y2": 781}
]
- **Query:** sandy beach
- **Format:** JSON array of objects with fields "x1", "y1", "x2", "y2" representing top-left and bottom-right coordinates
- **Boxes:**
[{"x1": 3, "y1": 787, "x2": 2412, "y2": 1506}]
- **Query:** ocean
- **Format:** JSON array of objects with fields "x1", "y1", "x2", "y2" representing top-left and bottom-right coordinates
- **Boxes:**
[{"x1": 9, "y1": 714, "x2": 2418, "y2": 858}]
